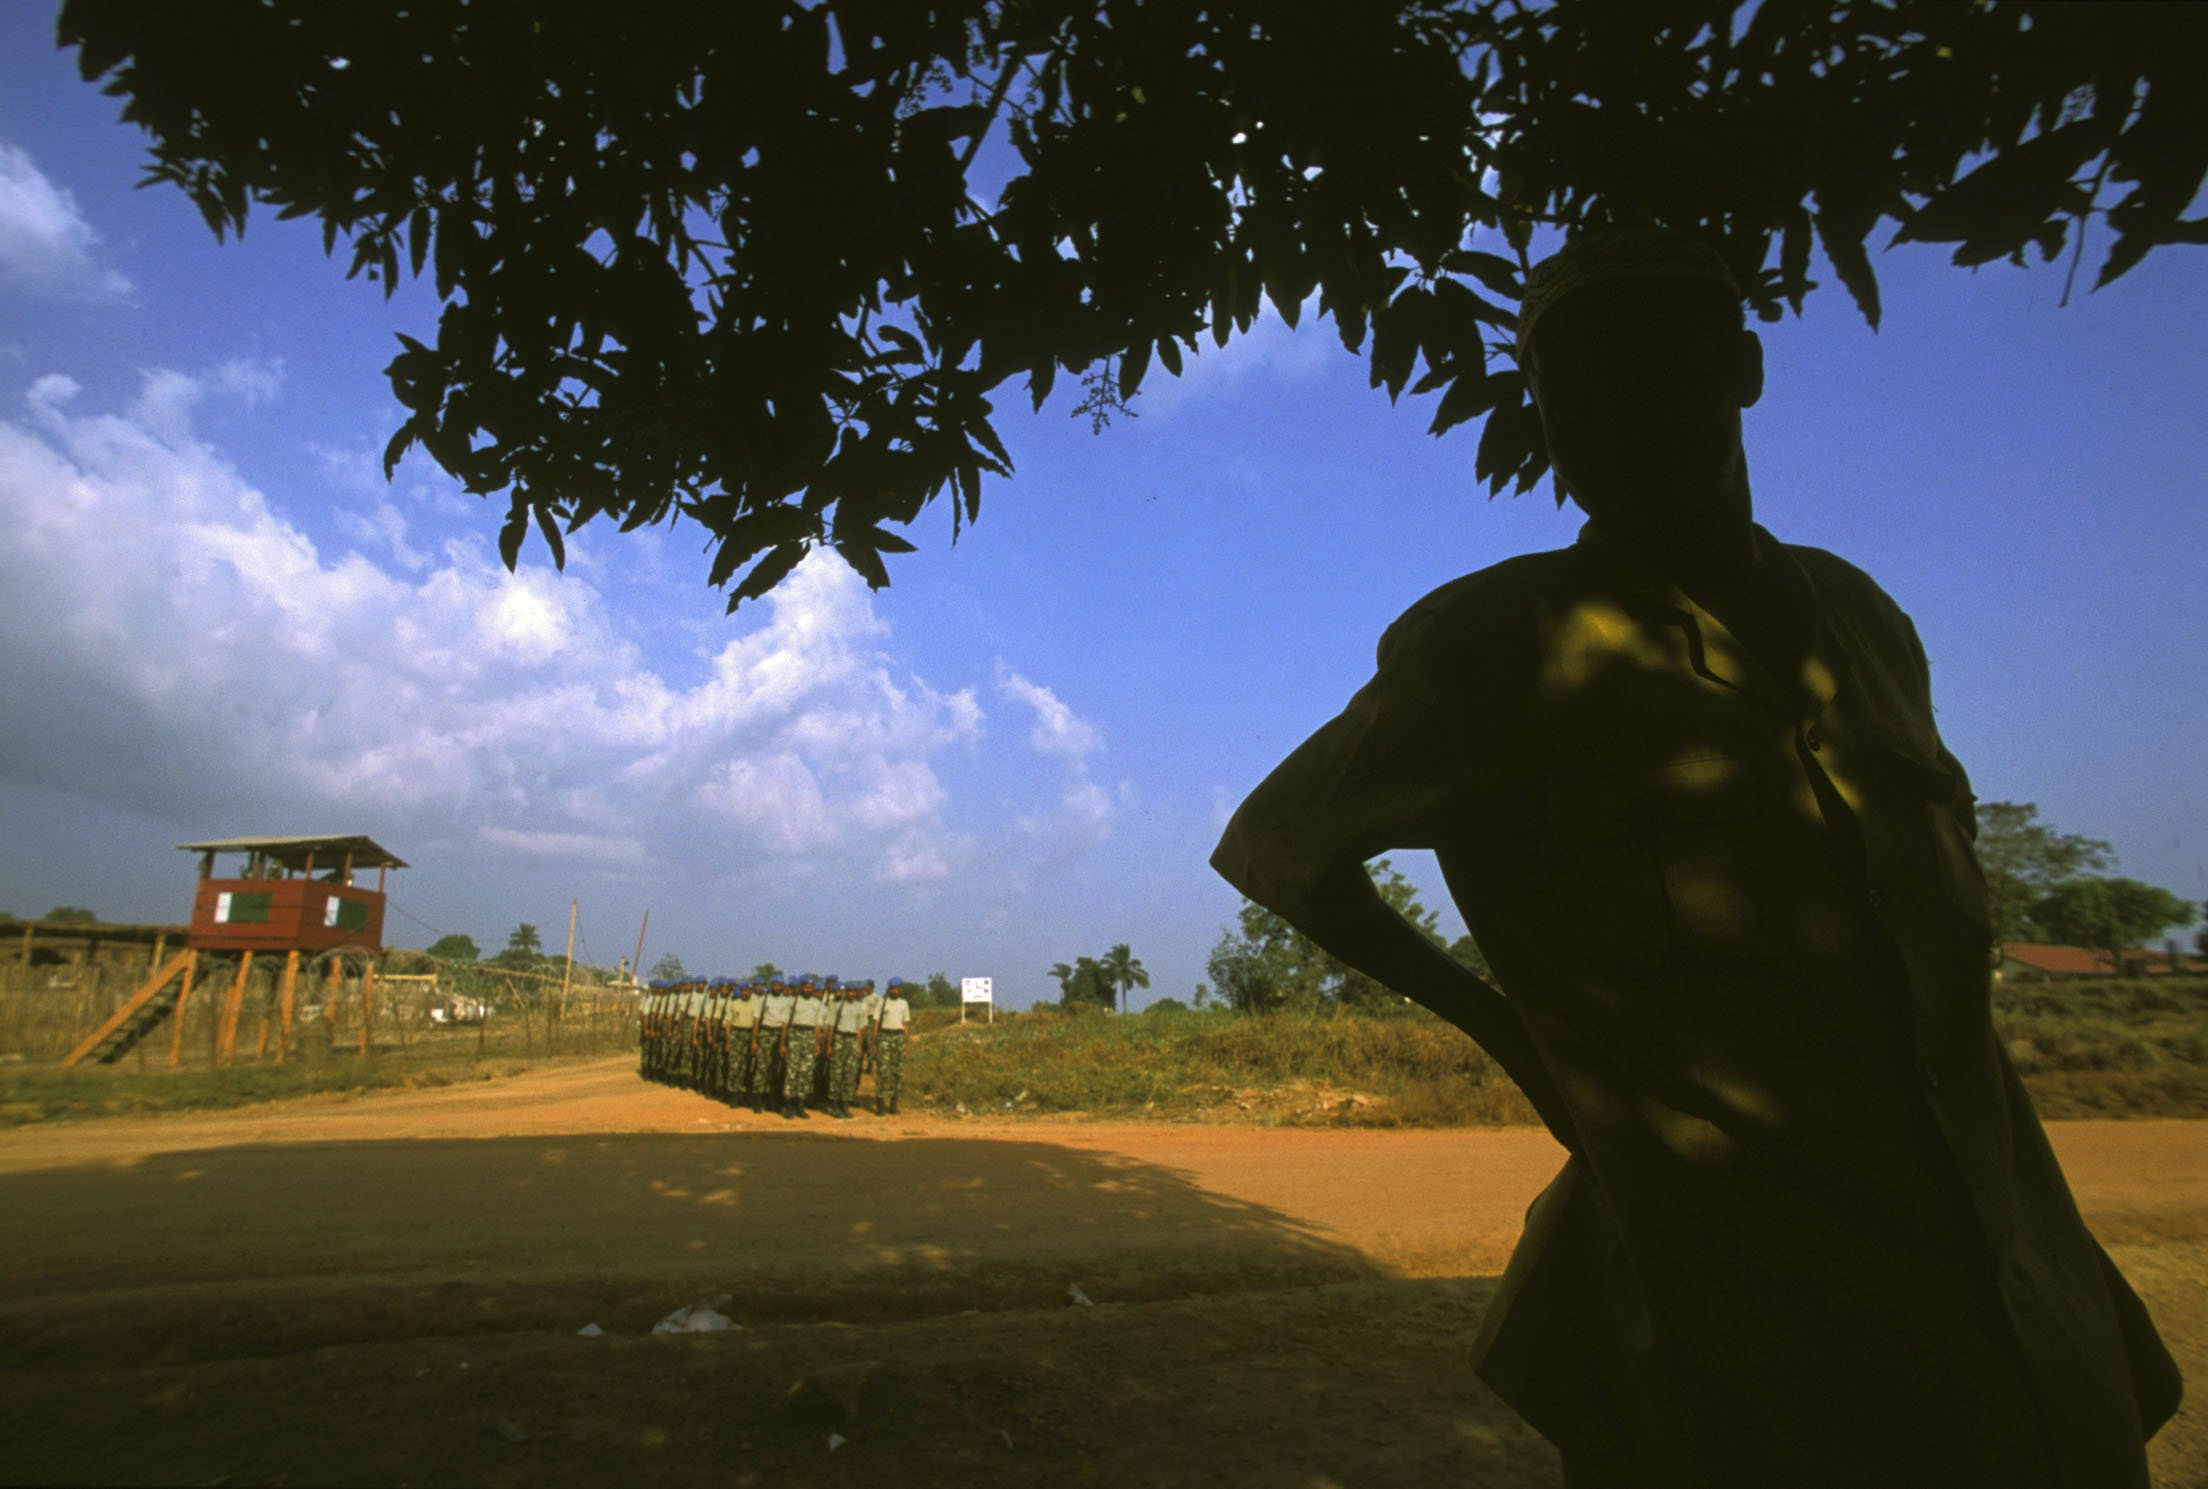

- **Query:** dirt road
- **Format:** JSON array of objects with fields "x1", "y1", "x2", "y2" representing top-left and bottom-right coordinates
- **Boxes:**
[{"x1": 3, "y1": 1060, "x2": 2202, "y2": 1487}]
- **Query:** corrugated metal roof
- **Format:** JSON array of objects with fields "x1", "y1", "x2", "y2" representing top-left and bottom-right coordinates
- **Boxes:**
[
  {"x1": 2000, "y1": 943, "x2": 2113, "y2": 975},
  {"x1": 176, "y1": 835, "x2": 408, "y2": 870}
]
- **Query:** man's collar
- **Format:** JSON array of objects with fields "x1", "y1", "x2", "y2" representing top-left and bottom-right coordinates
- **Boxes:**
[{"x1": 1572, "y1": 519, "x2": 1844, "y2": 719}]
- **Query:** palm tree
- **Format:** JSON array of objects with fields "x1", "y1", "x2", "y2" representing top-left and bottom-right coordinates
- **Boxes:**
[
  {"x1": 1047, "y1": 962, "x2": 1075, "y2": 1000},
  {"x1": 1100, "y1": 943, "x2": 1149, "y2": 1014}
]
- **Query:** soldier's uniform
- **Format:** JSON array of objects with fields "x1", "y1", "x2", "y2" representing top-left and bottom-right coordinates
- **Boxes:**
[
  {"x1": 759, "y1": 978, "x2": 794, "y2": 1109},
  {"x1": 784, "y1": 977, "x2": 826, "y2": 1119},
  {"x1": 708, "y1": 979, "x2": 734, "y2": 1097},
  {"x1": 729, "y1": 980, "x2": 761, "y2": 1109},
  {"x1": 828, "y1": 984, "x2": 869, "y2": 1117},
  {"x1": 874, "y1": 981, "x2": 911, "y2": 1115},
  {"x1": 812, "y1": 977, "x2": 840, "y2": 1106},
  {"x1": 677, "y1": 980, "x2": 702, "y2": 1089}
]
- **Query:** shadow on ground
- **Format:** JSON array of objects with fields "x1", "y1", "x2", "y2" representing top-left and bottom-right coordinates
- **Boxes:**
[{"x1": 0, "y1": 1130, "x2": 1383, "y2": 1368}]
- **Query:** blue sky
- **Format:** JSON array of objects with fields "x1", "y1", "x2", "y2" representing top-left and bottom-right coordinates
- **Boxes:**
[{"x1": 2, "y1": 12, "x2": 2203, "y2": 1004}]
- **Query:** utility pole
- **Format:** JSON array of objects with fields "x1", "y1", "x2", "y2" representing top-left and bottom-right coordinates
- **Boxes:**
[
  {"x1": 557, "y1": 899, "x2": 577, "y2": 1053},
  {"x1": 630, "y1": 908, "x2": 650, "y2": 989}
]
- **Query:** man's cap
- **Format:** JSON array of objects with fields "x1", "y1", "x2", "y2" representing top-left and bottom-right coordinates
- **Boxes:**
[
  {"x1": 1516, "y1": 224, "x2": 1740, "y2": 360},
  {"x1": 886, "y1": 977, "x2": 903, "y2": 988}
]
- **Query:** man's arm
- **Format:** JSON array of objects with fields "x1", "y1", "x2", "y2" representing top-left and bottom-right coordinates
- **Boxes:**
[{"x1": 1211, "y1": 663, "x2": 1578, "y2": 1148}]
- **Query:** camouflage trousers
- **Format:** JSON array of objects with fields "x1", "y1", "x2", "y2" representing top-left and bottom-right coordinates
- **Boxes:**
[
  {"x1": 759, "y1": 1030, "x2": 788, "y2": 1102},
  {"x1": 783, "y1": 1027, "x2": 818, "y2": 1103},
  {"x1": 829, "y1": 1033, "x2": 861, "y2": 1104},
  {"x1": 875, "y1": 1030, "x2": 905, "y2": 1108},
  {"x1": 730, "y1": 1032, "x2": 757, "y2": 1100}
]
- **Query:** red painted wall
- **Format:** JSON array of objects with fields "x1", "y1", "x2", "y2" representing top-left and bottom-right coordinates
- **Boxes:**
[{"x1": 187, "y1": 878, "x2": 386, "y2": 954}]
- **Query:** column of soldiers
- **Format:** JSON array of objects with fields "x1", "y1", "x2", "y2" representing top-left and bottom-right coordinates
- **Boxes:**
[{"x1": 635, "y1": 973, "x2": 912, "y2": 1119}]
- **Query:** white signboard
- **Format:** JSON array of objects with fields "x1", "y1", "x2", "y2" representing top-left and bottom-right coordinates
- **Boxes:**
[{"x1": 960, "y1": 977, "x2": 993, "y2": 1003}]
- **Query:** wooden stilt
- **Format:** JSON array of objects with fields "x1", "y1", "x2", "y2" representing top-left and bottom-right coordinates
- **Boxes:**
[
  {"x1": 167, "y1": 953, "x2": 198, "y2": 1067},
  {"x1": 358, "y1": 963, "x2": 377, "y2": 1060},
  {"x1": 150, "y1": 932, "x2": 167, "y2": 974},
  {"x1": 216, "y1": 951, "x2": 254, "y2": 1067},
  {"x1": 275, "y1": 950, "x2": 299, "y2": 1063},
  {"x1": 326, "y1": 956, "x2": 343, "y2": 1037}
]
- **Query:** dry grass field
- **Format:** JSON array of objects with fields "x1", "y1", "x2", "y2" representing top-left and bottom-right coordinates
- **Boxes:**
[{"x1": 0, "y1": 1059, "x2": 2203, "y2": 1488}]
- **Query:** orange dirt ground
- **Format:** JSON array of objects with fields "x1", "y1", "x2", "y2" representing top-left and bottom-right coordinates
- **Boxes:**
[{"x1": 1, "y1": 1058, "x2": 2202, "y2": 1487}]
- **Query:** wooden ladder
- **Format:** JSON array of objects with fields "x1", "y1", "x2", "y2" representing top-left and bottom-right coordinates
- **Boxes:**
[{"x1": 60, "y1": 951, "x2": 196, "y2": 1068}]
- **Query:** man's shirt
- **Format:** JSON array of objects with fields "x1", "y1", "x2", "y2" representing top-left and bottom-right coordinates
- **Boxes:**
[
  {"x1": 877, "y1": 996, "x2": 910, "y2": 1032},
  {"x1": 730, "y1": 995, "x2": 757, "y2": 1031},
  {"x1": 833, "y1": 997, "x2": 869, "y2": 1035},
  {"x1": 790, "y1": 993, "x2": 826, "y2": 1029},
  {"x1": 1257, "y1": 522, "x2": 2176, "y2": 1484},
  {"x1": 759, "y1": 993, "x2": 794, "y2": 1029}
]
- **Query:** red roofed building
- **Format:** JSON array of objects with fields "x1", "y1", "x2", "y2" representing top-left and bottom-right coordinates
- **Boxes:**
[
  {"x1": 1997, "y1": 943, "x2": 2113, "y2": 980},
  {"x1": 1998, "y1": 943, "x2": 2208, "y2": 980}
]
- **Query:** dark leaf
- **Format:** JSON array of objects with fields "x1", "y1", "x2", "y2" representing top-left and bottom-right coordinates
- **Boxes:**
[
  {"x1": 728, "y1": 543, "x2": 807, "y2": 612},
  {"x1": 1427, "y1": 370, "x2": 1509, "y2": 438},
  {"x1": 534, "y1": 504, "x2": 567, "y2": 571},
  {"x1": 1118, "y1": 337, "x2": 1150, "y2": 401}
]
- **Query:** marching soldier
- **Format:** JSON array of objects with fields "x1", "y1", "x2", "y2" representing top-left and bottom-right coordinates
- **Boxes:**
[
  {"x1": 678, "y1": 977, "x2": 702, "y2": 1090},
  {"x1": 826, "y1": 979, "x2": 869, "y2": 1118},
  {"x1": 783, "y1": 974, "x2": 828, "y2": 1119},
  {"x1": 872, "y1": 977, "x2": 911, "y2": 1115},
  {"x1": 812, "y1": 976, "x2": 840, "y2": 1107},
  {"x1": 728, "y1": 978, "x2": 761, "y2": 1109},
  {"x1": 757, "y1": 976, "x2": 794, "y2": 1115}
]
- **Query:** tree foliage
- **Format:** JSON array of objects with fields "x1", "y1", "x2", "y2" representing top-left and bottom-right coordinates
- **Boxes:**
[
  {"x1": 60, "y1": 1, "x2": 2208, "y2": 608},
  {"x1": 648, "y1": 952, "x2": 686, "y2": 980},
  {"x1": 2029, "y1": 878, "x2": 2196, "y2": 970},
  {"x1": 426, "y1": 932, "x2": 481, "y2": 961},
  {"x1": 1974, "y1": 801, "x2": 2114, "y2": 950},
  {"x1": 1099, "y1": 942, "x2": 1150, "y2": 1013},
  {"x1": 41, "y1": 906, "x2": 99, "y2": 924},
  {"x1": 505, "y1": 922, "x2": 544, "y2": 955},
  {"x1": 1206, "y1": 858, "x2": 1464, "y2": 1013},
  {"x1": 1048, "y1": 956, "x2": 1115, "y2": 1011}
]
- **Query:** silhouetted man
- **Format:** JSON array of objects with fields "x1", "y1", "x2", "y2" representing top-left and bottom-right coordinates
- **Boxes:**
[{"x1": 1211, "y1": 226, "x2": 2179, "y2": 1488}]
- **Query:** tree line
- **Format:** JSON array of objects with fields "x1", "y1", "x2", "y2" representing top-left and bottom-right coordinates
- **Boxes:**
[
  {"x1": 1975, "y1": 802, "x2": 2197, "y2": 969},
  {"x1": 1043, "y1": 944, "x2": 1150, "y2": 1013}
]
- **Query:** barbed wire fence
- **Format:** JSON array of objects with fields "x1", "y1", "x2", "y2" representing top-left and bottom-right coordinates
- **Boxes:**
[{"x1": 0, "y1": 936, "x2": 641, "y2": 1075}]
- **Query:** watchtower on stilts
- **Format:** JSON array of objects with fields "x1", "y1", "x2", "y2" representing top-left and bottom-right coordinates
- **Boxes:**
[{"x1": 60, "y1": 834, "x2": 407, "y2": 1069}]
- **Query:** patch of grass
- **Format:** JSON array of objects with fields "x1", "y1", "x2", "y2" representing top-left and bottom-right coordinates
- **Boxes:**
[
  {"x1": 901, "y1": 979, "x2": 2208, "y2": 1128},
  {"x1": 906, "y1": 1005, "x2": 1542, "y2": 1127},
  {"x1": 0, "y1": 1023, "x2": 625, "y2": 1129},
  {"x1": 1993, "y1": 977, "x2": 2208, "y2": 1119}
]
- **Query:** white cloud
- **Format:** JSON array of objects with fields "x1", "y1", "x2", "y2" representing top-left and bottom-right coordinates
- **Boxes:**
[
  {"x1": 996, "y1": 664, "x2": 1121, "y2": 852},
  {"x1": 996, "y1": 664, "x2": 1101, "y2": 764},
  {"x1": 477, "y1": 827, "x2": 648, "y2": 866},
  {"x1": 0, "y1": 368, "x2": 1110, "y2": 898},
  {"x1": 0, "y1": 142, "x2": 133, "y2": 302}
]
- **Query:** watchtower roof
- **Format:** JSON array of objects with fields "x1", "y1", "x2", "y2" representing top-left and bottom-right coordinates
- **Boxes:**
[{"x1": 176, "y1": 834, "x2": 408, "y2": 871}]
